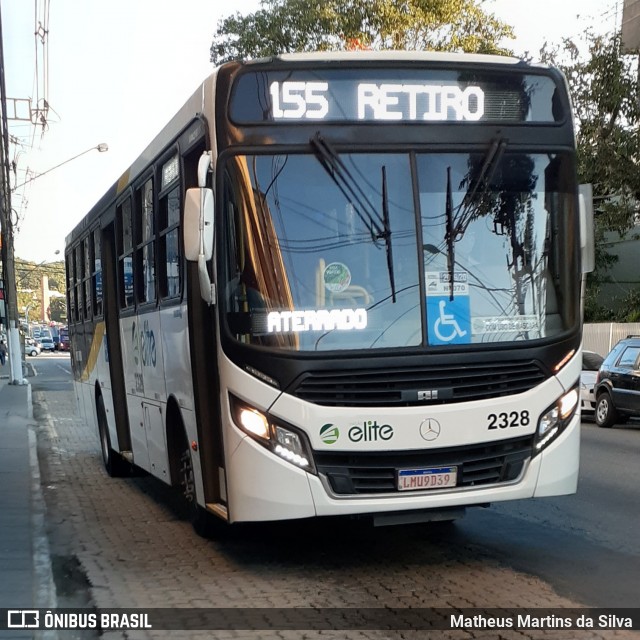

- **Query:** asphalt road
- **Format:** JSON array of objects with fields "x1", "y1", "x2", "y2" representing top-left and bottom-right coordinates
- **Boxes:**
[
  {"x1": 451, "y1": 418, "x2": 640, "y2": 607},
  {"x1": 31, "y1": 352, "x2": 640, "y2": 613}
]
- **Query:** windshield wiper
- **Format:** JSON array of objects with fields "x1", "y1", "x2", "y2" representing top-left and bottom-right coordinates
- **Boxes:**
[
  {"x1": 445, "y1": 166, "x2": 455, "y2": 301},
  {"x1": 441, "y1": 138, "x2": 507, "y2": 301},
  {"x1": 310, "y1": 133, "x2": 396, "y2": 303},
  {"x1": 381, "y1": 165, "x2": 396, "y2": 303},
  {"x1": 310, "y1": 133, "x2": 385, "y2": 241},
  {"x1": 455, "y1": 137, "x2": 507, "y2": 238}
]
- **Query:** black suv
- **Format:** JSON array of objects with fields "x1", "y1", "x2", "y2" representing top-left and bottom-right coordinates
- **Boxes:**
[{"x1": 594, "y1": 335, "x2": 640, "y2": 428}]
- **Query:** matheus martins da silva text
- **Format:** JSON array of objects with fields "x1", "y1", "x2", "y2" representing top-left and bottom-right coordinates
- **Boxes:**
[{"x1": 450, "y1": 614, "x2": 633, "y2": 629}]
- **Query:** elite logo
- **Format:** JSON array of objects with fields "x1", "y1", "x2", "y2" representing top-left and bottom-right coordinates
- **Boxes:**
[
  {"x1": 319, "y1": 421, "x2": 394, "y2": 444},
  {"x1": 348, "y1": 420, "x2": 393, "y2": 442},
  {"x1": 320, "y1": 423, "x2": 340, "y2": 445}
]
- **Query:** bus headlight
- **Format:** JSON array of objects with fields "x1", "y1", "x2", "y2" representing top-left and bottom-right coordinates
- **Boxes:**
[
  {"x1": 230, "y1": 395, "x2": 316, "y2": 473},
  {"x1": 237, "y1": 407, "x2": 270, "y2": 440},
  {"x1": 535, "y1": 385, "x2": 579, "y2": 453},
  {"x1": 273, "y1": 426, "x2": 312, "y2": 469}
]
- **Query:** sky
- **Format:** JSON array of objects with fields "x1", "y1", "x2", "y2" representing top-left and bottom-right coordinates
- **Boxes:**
[{"x1": 1, "y1": 0, "x2": 622, "y2": 263}]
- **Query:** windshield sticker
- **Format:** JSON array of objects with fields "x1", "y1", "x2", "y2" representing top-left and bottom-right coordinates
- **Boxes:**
[
  {"x1": 472, "y1": 316, "x2": 539, "y2": 335},
  {"x1": 323, "y1": 262, "x2": 352, "y2": 293},
  {"x1": 265, "y1": 308, "x2": 368, "y2": 333},
  {"x1": 425, "y1": 271, "x2": 471, "y2": 345},
  {"x1": 425, "y1": 271, "x2": 469, "y2": 297}
]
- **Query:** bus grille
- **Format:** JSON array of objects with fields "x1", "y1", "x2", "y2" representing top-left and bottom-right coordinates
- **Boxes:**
[
  {"x1": 315, "y1": 436, "x2": 533, "y2": 495},
  {"x1": 291, "y1": 361, "x2": 545, "y2": 407}
]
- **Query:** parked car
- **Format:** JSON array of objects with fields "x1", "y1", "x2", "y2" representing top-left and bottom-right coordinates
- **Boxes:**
[
  {"x1": 580, "y1": 350, "x2": 604, "y2": 420},
  {"x1": 594, "y1": 335, "x2": 640, "y2": 428},
  {"x1": 26, "y1": 344, "x2": 41, "y2": 357},
  {"x1": 40, "y1": 336, "x2": 56, "y2": 352}
]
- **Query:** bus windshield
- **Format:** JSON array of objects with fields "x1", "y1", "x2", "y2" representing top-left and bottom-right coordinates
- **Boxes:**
[{"x1": 223, "y1": 150, "x2": 578, "y2": 351}]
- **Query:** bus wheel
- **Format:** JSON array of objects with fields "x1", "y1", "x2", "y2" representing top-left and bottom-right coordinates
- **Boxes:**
[
  {"x1": 178, "y1": 445, "x2": 221, "y2": 539},
  {"x1": 595, "y1": 392, "x2": 618, "y2": 428},
  {"x1": 97, "y1": 396, "x2": 130, "y2": 477}
]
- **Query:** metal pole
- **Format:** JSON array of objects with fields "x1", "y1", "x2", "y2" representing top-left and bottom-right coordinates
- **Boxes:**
[{"x1": 0, "y1": 3, "x2": 24, "y2": 383}]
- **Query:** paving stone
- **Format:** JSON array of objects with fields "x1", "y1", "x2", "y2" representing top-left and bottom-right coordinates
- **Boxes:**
[{"x1": 31, "y1": 388, "x2": 640, "y2": 640}]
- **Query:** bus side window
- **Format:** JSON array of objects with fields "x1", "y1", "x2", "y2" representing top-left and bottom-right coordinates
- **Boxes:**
[
  {"x1": 117, "y1": 197, "x2": 134, "y2": 310},
  {"x1": 75, "y1": 244, "x2": 83, "y2": 323},
  {"x1": 66, "y1": 255, "x2": 75, "y2": 325},
  {"x1": 92, "y1": 228, "x2": 103, "y2": 317},
  {"x1": 135, "y1": 178, "x2": 156, "y2": 305},
  {"x1": 83, "y1": 236, "x2": 92, "y2": 321},
  {"x1": 159, "y1": 185, "x2": 181, "y2": 299}
]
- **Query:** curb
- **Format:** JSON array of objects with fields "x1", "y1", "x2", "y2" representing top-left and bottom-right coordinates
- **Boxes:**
[{"x1": 29, "y1": 428, "x2": 57, "y2": 613}]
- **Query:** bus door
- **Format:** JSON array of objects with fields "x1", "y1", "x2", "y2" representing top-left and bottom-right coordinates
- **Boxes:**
[
  {"x1": 103, "y1": 221, "x2": 132, "y2": 457},
  {"x1": 183, "y1": 139, "x2": 226, "y2": 510}
]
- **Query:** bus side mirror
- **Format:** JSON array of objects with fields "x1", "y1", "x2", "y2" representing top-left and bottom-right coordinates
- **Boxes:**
[
  {"x1": 184, "y1": 187, "x2": 214, "y2": 261},
  {"x1": 578, "y1": 184, "x2": 595, "y2": 274},
  {"x1": 184, "y1": 187, "x2": 215, "y2": 305}
]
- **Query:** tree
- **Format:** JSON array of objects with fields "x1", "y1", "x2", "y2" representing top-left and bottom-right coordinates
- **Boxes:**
[
  {"x1": 540, "y1": 31, "x2": 640, "y2": 321},
  {"x1": 15, "y1": 258, "x2": 67, "y2": 327},
  {"x1": 49, "y1": 297, "x2": 67, "y2": 323},
  {"x1": 211, "y1": 0, "x2": 515, "y2": 65}
]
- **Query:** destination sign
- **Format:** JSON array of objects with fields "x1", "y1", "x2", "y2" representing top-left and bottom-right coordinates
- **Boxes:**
[
  {"x1": 230, "y1": 68, "x2": 563, "y2": 124},
  {"x1": 269, "y1": 81, "x2": 484, "y2": 122}
]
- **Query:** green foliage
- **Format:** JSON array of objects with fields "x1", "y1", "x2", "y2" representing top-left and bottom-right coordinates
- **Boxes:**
[
  {"x1": 542, "y1": 31, "x2": 640, "y2": 232},
  {"x1": 540, "y1": 31, "x2": 640, "y2": 322},
  {"x1": 210, "y1": 0, "x2": 515, "y2": 64},
  {"x1": 585, "y1": 286, "x2": 640, "y2": 323},
  {"x1": 49, "y1": 297, "x2": 67, "y2": 323},
  {"x1": 15, "y1": 258, "x2": 66, "y2": 325}
]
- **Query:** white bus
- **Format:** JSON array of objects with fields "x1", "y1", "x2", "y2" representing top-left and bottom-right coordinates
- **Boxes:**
[{"x1": 66, "y1": 51, "x2": 592, "y2": 534}]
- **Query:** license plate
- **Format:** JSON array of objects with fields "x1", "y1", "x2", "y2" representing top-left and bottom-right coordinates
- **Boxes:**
[{"x1": 397, "y1": 466, "x2": 457, "y2": 491}]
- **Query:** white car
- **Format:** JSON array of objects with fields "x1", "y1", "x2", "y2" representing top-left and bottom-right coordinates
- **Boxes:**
[
  {"x1": 26, "y1": 344, "x2": 41, "y2": 357},
  {"x1": 581, "y1": 350, "x2": 604, "y2": 420},
  {"x1": 40, "y1": 337, "x2": 56, "y2": 352}
]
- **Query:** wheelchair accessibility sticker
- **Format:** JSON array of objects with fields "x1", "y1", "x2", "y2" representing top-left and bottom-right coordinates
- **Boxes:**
[{"x1": 426, "y1": 271, "x2": 471, "y2": 345}]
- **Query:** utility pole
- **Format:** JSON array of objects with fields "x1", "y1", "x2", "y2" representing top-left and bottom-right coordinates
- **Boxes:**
[{"x1": 0, "y1": 3, "x2": 25, "y2": 383}]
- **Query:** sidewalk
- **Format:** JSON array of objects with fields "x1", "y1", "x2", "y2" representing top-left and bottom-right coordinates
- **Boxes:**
[{"x1": 0, "y1": 365, "x2": 56, "y2": 637}]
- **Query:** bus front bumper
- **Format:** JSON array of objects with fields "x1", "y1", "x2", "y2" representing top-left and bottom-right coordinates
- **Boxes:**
[{"x1": 225, "y1": 413, "x2": 580, "y2": 524}]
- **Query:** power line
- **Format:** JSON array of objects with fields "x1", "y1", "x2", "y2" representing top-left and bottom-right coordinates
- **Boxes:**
[{"x1": 549, "y1": 1, "x2": 623, "y2": 47}]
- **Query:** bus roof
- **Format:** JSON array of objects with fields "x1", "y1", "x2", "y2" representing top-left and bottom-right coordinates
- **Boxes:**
[
  {"x1": 66, "y1": 50, "x2": 554, "y2": 250},
  {"x1": 244, "y1": 50, "x2": 530, "y2": 68}
]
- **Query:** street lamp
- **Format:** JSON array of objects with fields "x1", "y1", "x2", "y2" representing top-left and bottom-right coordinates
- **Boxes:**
[
  {"x1": 23, "y1": 301, "x2": 34, "y2": 328},
  {"x1": 12, "y1": 143, "x2": 108, "y2": 191}
]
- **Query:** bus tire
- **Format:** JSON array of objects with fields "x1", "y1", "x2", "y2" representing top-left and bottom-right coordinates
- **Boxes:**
[
  {"x1": 595, "y1": 391, "x2": 618, "y2": 428},
  {"x1": 178, "y1": 439, "x2": 222, "y2": 539},
  {"x1": 97, "y1": 395, "x2": 130, "y2": 477}
]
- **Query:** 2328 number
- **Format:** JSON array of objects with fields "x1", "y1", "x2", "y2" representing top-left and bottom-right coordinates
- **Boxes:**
[{"x1": 487, "y1": 411, "x2": 530, "y2": 430}]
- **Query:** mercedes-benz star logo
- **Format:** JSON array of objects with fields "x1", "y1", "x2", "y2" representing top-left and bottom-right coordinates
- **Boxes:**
[{"x1": 419, "y1": 418, "x2": 441, "y2": 442}]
